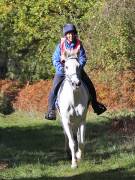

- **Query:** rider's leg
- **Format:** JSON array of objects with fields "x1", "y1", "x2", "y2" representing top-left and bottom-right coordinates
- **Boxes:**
[
  {"x1": 45, "y1": 74, "x2": 64, "y2": 120},
  {"x1": 81, "y1": 70, "x2": 107, "y2": 115}
]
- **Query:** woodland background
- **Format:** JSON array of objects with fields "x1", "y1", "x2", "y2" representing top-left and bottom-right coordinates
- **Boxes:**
[{"x1": 0, "y1": 0, "x2": 134, "y2": 114}]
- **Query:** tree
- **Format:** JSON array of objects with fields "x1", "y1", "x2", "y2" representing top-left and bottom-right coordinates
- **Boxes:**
[{"x1": 0, "y1": 0, "x2": 134, "y2": 81}]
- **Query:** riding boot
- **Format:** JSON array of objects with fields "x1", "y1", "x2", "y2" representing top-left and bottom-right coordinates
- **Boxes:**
[
  {"x1": 91, "y1": 101, "x2": 107, "y2": 115},
  {"x1": 45, "y1": 74, "x2": 65, "y2": 120},
  {"x1": 45, "y1": 110, "x2": 56, "y2": 120},
  {"x1": 81, "y1": 70, "x2": 107, "y2": 115}
]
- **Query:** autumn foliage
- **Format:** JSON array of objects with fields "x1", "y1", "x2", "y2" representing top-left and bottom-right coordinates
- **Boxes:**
[{"x1": 0, "y1": 70, "x2": 134, "y2": 114}]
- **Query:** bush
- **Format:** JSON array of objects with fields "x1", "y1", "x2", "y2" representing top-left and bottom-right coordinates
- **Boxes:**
[
  {"x1": 80, "y1": 0, "x2": 135, "y2": 72},
  {"x1": 0, "y1": 92, "x2": 14, "y2": 114}
]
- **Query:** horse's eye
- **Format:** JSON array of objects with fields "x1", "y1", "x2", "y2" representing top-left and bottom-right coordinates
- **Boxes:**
[{"x1": 65, "y1": 66, "x2": 68, "y2": 69}]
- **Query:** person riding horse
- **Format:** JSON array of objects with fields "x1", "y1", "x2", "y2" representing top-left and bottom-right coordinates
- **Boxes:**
[{"x1": 45, "y1": 23, "x2": 107, "y2": 120}]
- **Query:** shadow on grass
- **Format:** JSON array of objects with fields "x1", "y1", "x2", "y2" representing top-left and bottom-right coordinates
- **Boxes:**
[
  {"x1": 0, "y1": 123, "x2": 65, "y2": 164},
  {"x1": 0, "y1": 113, "x2": 135, "y2": 174},
  {"x1": 13, "y1": 169, "x2": 135, "y2": 180},
  {"x1": 85, "y1": 113, "x2": 135, "y2": 158}
]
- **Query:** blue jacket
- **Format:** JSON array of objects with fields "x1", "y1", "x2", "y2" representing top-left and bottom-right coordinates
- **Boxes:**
[{"x1": 52, "y1": 40, "x2": 87, "y2": 75}]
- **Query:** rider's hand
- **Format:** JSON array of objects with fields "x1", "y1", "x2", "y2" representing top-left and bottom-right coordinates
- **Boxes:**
[{"x1": 61, "y1": 59, "x2": 65, "y2": 64}]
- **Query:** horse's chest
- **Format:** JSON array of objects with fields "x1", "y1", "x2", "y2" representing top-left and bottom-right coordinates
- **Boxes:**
[{"x1": 68, "y1": 104, "x2": 85, "y2": 120}]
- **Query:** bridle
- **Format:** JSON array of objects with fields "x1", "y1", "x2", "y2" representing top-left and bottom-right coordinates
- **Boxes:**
[{"x1": 64, "y1": 58, "x2": 81, "y2": 87}]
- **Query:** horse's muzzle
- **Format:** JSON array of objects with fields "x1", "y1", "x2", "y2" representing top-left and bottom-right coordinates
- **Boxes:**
[{"x1": 72, "y1": 81, "x2": 81, "y2": 88}]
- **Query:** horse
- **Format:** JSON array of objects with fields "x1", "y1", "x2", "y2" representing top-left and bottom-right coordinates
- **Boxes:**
[{"x1": 57, "y1": 55, "x2": 89, "y2": 168}]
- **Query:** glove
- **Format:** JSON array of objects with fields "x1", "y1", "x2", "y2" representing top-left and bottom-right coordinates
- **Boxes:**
[{"x1": 61, "y1": 59, "x2": 65, "y2": 64}]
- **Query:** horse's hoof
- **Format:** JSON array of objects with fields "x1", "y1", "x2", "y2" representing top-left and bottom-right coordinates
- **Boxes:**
[
  {"x1": 71, "y1": 163, "x2": 78, "y2": 169},
  {"x1": 76, "y1": 152, "x2": 81, "y2": 160}
]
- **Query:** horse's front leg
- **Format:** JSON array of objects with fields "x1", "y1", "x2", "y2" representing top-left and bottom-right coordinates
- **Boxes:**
[
  {"x1": 63, "y1": 120, "x2": 77, "y2": 168},
  {"x1": 76, "y1": 122, "x2": 86, "y2": 160}
]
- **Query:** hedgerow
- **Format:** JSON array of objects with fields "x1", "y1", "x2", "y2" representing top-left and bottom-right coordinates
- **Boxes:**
[{"x1": 0, "y1": 0, "x2": 134, "y2": 81}]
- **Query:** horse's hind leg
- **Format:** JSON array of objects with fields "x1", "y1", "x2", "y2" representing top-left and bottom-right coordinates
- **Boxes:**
[
  {"x1": 65, "y1": 134, "x2": 71, "y2": 160},
  {"x1": 76, "y1": 123, "x2": 86, "y2": 160},
  {"x1": 73, "y1": 132, "x2": 78, "y2": 153}
]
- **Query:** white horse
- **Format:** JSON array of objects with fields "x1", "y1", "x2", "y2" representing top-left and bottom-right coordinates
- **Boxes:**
[{"x1": 57, "y1": 55, "x2": 89, "y2": 168}]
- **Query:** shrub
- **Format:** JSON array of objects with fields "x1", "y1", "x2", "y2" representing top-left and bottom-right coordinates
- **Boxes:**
[{"x1": 0, "y1": 92, "x2": 14, "y2": 114}]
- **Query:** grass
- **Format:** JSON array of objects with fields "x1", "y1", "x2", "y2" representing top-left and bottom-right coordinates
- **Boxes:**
[{"x1": 0, "y1": 110, "x2": 135, "y2": 180}]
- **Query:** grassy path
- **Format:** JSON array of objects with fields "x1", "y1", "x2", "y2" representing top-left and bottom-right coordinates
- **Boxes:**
[{"x1": 0, "y1": 110, "x2": 135, "y2": 179}]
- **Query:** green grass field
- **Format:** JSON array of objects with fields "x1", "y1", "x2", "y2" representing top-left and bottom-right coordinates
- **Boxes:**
[{"x1": 0, "y1": 110, "x2": 135, "y2": 180}]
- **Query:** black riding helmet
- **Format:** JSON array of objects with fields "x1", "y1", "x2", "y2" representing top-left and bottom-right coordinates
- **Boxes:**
[{"x1": 63, "y1": 24, "x2": 77, "y2": 36}]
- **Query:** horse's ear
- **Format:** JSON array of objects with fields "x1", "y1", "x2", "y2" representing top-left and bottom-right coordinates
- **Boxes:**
[
  {"x1": 71, "y1": 52, "x2": 78, "y2": 58},
  {"x1": 64, "y1": 51, "x2": 68, "y2": 59},
  {"x1": 64, "y1": 51, "x2": 72, "y2": 58},
  {"x1": 68, "y1": 51, "x2": 78, "y2": 59},
  {"x1": 64, "y1": 50, "x2": 78, "y2": 59}
]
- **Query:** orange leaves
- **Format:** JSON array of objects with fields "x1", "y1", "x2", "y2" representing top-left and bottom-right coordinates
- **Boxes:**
[
  {"x1": 13, "y1": 80, "x2": 52, "y2": 112},
  {"x1": 0, "y1": 70, "x2": 134, "y2": 113},
  {"x1": 93, "y1": 70, "x2": 135, "y2": 111}
]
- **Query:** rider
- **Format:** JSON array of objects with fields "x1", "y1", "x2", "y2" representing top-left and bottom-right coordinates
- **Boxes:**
[{"x1": 45, "y1": 23, "x2": 107, "y2": 120}]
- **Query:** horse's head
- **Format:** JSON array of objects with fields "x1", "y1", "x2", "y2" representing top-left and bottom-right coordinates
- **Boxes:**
[{"x1": 64, "y1": 55, "x2": 81, "y2": 89}]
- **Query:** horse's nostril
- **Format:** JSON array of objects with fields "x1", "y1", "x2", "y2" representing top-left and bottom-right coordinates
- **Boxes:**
[
  {"x1": 78, "y1": 81, "x2": 81, "y2": 86},
  {"x1": 72, "y1": 82, "x2": 75, "y2": 86},
  {"x1": 72, "y1": 81, "x2": 81, "y2": 87}
]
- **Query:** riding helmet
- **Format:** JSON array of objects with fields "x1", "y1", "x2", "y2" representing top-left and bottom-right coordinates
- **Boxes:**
[{"x1": 63, "y1": 24, "x2": 77, "y2": 35}]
